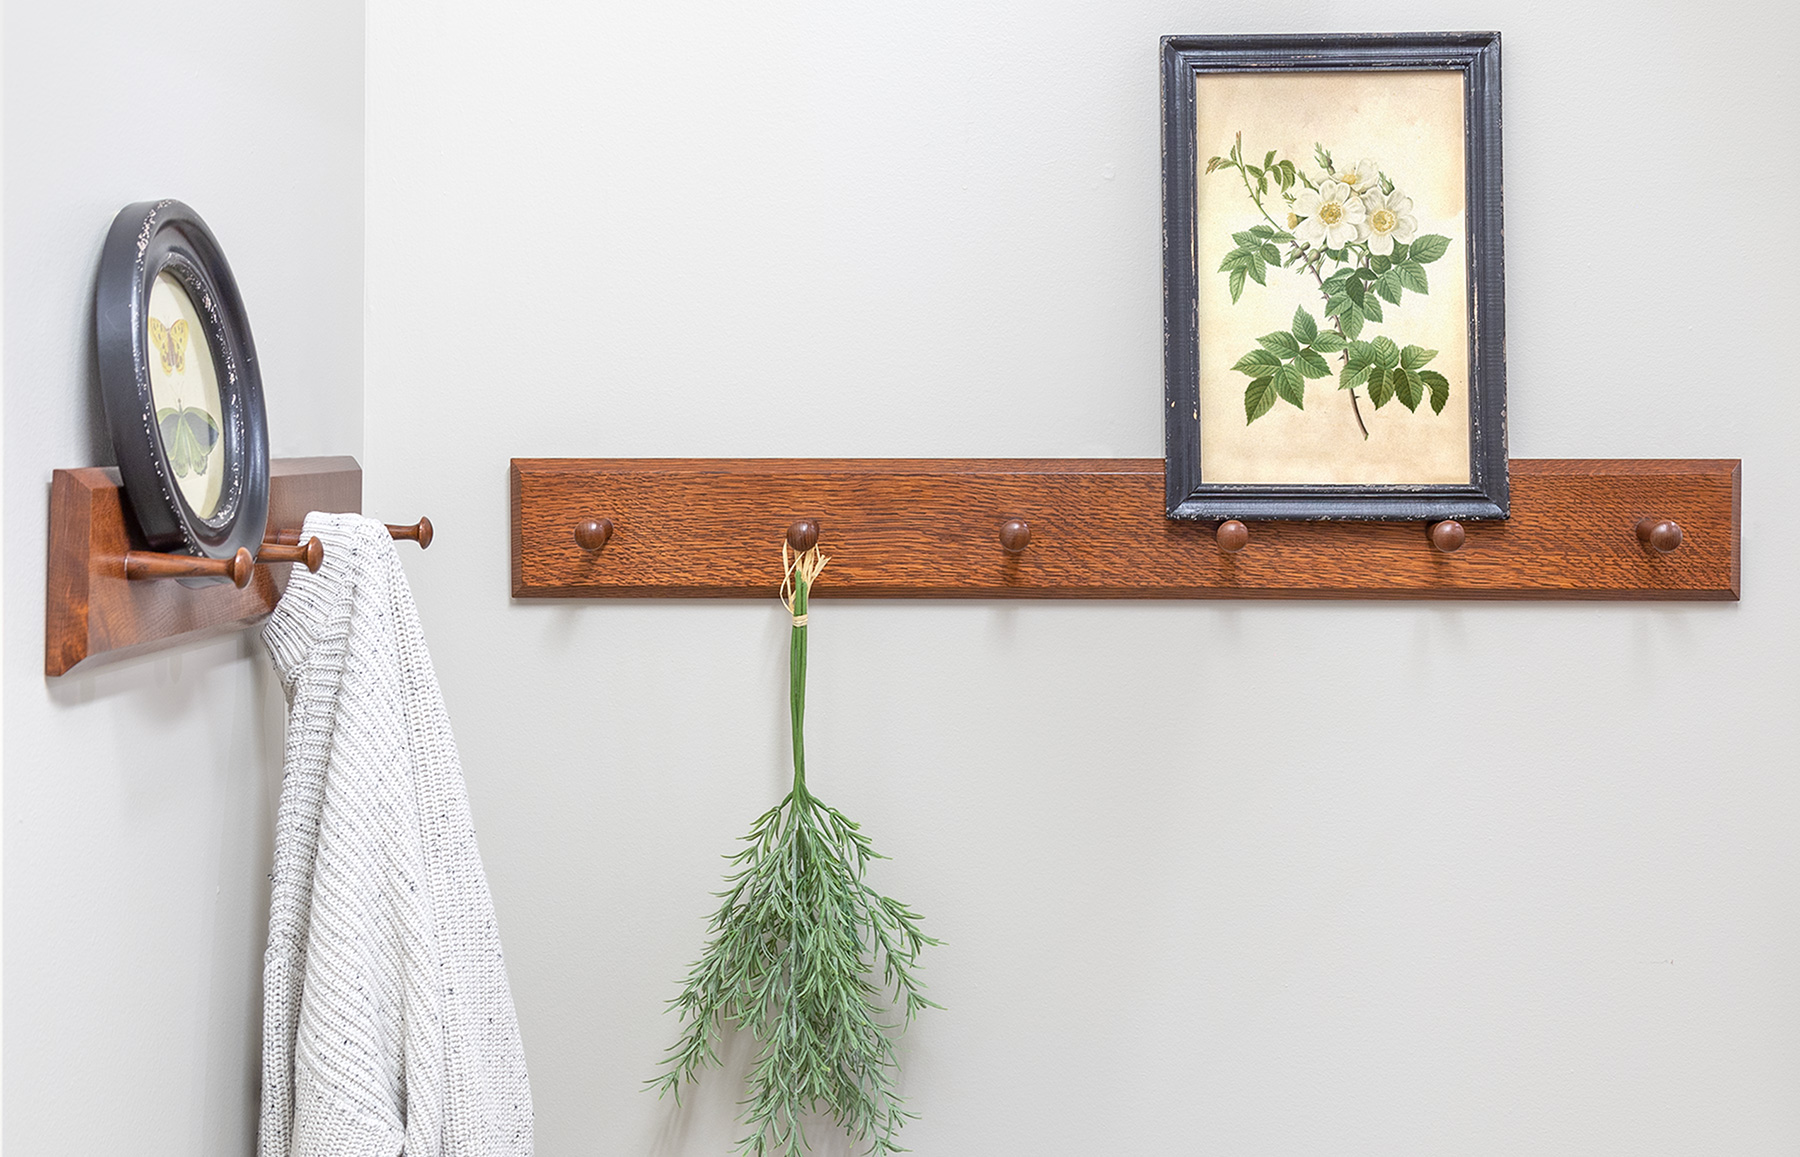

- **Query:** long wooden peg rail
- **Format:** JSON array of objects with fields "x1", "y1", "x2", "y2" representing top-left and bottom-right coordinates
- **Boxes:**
[{"x1": 511, "y1": 458, "x2": 1740, "y2": 600}]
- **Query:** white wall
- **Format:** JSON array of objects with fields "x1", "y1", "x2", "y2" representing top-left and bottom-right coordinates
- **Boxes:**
[
  {"x1": 366, "y1": 1, "x2": 1800, "y2": 1153},
  {"x1": 2, "y1": 2, "x2": 363, "y2": 1152}
]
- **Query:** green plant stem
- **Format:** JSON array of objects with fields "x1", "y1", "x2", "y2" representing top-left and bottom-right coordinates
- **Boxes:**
[
  {"x1": 1235, "y1": 153, "x2": 1286, "y2": 233},
  {"x1": 789, "y1": 575, "x2": 808, "y2": 796},
  {"x1": 1291, "y1": 243, "x2": 1370, "y2": 440}
]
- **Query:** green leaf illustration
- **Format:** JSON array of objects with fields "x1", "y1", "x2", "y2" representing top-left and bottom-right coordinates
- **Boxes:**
[
  {"x1": 1410, "y1": 234, "x2": 1451, "y2": 263},
  {"x1": 1228, "y1": 267, "x2": 1246, "y2": 303},
  {"x1": 1257, "y1": 330, "x2": 1301, "y2": 359},
  {"x1": 1421, "y1": 369, "x2": 1451, "y2": 414},
  {"x1": 1370, "y1": 254, "x2": 1392, "y2": 274},
  {"x1": 1340, "y1": 363, "x2": 1371, "y2": 392},
  {"x1": 1312, "y1": 331, "x2": 1347, "y2": 353},
  {"x1": 1338, "y1": 304, "x2": 1366, "y2": 338},
  {"x1": 1400, "y1": 345, "x2": 1439, "y2": 371},
  {"x1": 1244, "y1": 257, "x2": 1267, "y2": 285},
  {"x1": 1245, "y1": 376, "x2": 1278, "y2": 422},
  {"x1": 1359, "y1": 291, "x2": 1384, "y2": 323},
  {"x1": 1291, "y1": 306, "x2": 1318, "y2": 344},
  {"x1": 1389, "y1": 241, "x2": 1411, "y2": 262},
  {"x1": 1295, "y1": 349, "x2": 1331, "y2": 379},
  {"x1": 1273, "y1": 364, "x2": 1306, "y2": 409},
  {"x1": 1397, "y1": 261, "x2": 1430, "y2": 294},
  {"x1": 1370, "y1": 336, "x2": 1400, "y2": 370},
  {"x1": 1375, "y1": 269, "x2": 1403, "y2": 305},
  {"x1": 1232, "y1": 349, "x2": 1283, "y2": 376},
  {"x1": 1232, "y1": 231, "x2": 1260, "y2": 248},
  {"x1": 1367, "y1": 366, "x2": 1395, "y2": 408},
  {"x1": 1394, "y1": 366, "x2": 1425, "y2": 411}
]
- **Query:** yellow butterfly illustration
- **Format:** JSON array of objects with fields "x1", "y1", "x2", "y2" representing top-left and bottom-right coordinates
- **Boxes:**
[{"x1": 147, "y1": 316, "x2": 188, "y2": 376}]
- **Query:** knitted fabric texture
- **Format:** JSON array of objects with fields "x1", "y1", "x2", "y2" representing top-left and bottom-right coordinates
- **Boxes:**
[{"x1": 260, "y1": 513, "x2": 533, "y2": 1157}]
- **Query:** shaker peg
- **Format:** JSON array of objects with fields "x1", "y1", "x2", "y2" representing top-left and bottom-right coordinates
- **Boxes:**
[
  {"x1": 387, "y1": 517, "x2": 433, "y2": 548},
  {"x1": 125, "y1": 546, "x2": 255, "y2": 588},
  {"x1": 999, "y1": 519, "x2": 1031, "y2": 554},
  {"x1": 787, "y1": 519, "x2": 820, "y2": 552},
  {"x1": 1428, "y1": 520, "x2": 1466, "y2": 553},
  {"x1": 1636, "y1": 517, "x2": 1683, "y2": 554},
  {"x1": 574, "y1": 517, "x2": 613, "y2": 552},
  {"x1": 1216, "y1": 520, "x2": 1250, "y2": 553},
  {"x1": 256, "y1": 535, "x2": 324, "y2": 572}
]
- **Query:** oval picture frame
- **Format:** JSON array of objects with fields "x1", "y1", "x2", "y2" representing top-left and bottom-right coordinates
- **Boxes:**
[{"x1": 95, "y1": 200, "x2": 269, "y2": 569}]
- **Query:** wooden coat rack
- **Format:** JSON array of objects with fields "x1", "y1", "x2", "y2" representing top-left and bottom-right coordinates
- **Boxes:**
[
  {"x1": 511, "y1": 458, "x2": 1740, "y2": 601},
  {"x1": 46, "y1": 456, "x2": 434, "y2": 676}
]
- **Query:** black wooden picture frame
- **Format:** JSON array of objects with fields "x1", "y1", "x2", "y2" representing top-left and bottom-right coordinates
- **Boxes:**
[{"x1": 1163, "y1": 32, "x2": 1508, "y2": 522}]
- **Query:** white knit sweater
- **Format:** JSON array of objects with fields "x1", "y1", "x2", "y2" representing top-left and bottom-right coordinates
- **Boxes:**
[{"x1": 260, "y1": 513, "x2": 533, "y2": 1157}]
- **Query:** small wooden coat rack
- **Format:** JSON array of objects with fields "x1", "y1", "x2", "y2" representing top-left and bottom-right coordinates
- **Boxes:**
[
  {"x1": 511, "y1": 458, "x2": 1740, "y2": 601},
  {"x1": 46, "y1": 456, "x2": 434, "y2": 676}
]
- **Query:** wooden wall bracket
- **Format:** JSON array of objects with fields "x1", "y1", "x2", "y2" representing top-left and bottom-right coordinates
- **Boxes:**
[
  {"x1": 511, "y1": 458, "x2": 1740, "y2": 601},
  {"x1": 46, "y1": 456, "x2": 363, "y2": 676}
]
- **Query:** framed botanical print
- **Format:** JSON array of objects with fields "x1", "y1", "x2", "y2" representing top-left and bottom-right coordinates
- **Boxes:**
[{"x1": 1162, "y1": 32, "x2": 1508, "y2": 521}]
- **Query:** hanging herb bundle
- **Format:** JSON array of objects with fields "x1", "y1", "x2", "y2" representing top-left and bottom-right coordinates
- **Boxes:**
[{"x1": 652, "y1": 540, "x2": 937, "y2": 1157}]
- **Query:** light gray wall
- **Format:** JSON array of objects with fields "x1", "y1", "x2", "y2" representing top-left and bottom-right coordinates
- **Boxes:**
[
  {"x1": 366, "y1": 1, "x2": 1800, "y2": 1153},
  {"x1": 2, "y1": 1, "x2": 363, "y2": 1152}
]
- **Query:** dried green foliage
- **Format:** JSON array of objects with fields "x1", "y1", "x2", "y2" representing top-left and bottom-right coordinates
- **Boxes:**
[{"x1": 652, "y1": 549, "x2": 936, "y2": 1156}]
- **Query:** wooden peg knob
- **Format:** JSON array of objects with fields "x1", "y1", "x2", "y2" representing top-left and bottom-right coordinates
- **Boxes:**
[
  {"x1": 1636, "y1": 517, "x2": 1683, "y2": 554},
  {"x1": 386, "y1": 517, "x2": 433, "y2": 549},
  {"x1": 1216, "y1": 520, "x2": 1249, "y2": 553},
  {"x1": 226, "y1": 547, "x2": 256, "y2": 586},
  {"x1": 257, "y1": 536, "x2": 324, "y2": 572},
  {"x1": 999, "y1": 519, "x2": 1031, "y2": 554},
  {"x1": 574, "y1": 517, "x2": 613, "y2": 552},
  {"x1": 787, "y1": 519, "x2": 820, "y2": 552},
  {"x1": 124, "y1": 546, "x2": 255, "y2": 588},
  {"x1": 1429, "y1": 520, "x2": 1466, "y2": 553}
]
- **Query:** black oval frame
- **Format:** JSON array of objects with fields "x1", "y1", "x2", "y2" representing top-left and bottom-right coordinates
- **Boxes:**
[{"x1": 95, "y1": 200, "x2": 269, "y2": 563}]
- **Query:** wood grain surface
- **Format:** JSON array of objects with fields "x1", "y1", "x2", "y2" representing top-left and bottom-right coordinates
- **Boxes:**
[
  {"x1": 511, "y1": 458, "x2": 1740, "y2": 601},
  {"x1": 46, "y1": 456, "x2": 362, "y2": 676}
]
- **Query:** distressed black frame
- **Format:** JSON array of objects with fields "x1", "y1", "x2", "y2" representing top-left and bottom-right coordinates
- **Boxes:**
[
  {"x1": 1163, "y1": 32, "x2": 1507, "y2": 521},
  {"x1": 96, "y1": 199, "x2": 269, "y2": 566}
]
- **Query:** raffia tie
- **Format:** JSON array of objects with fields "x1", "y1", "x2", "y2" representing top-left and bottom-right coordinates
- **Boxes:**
[{"x1": 781, "y1": 540, "x2": 830, "y2": 626}]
